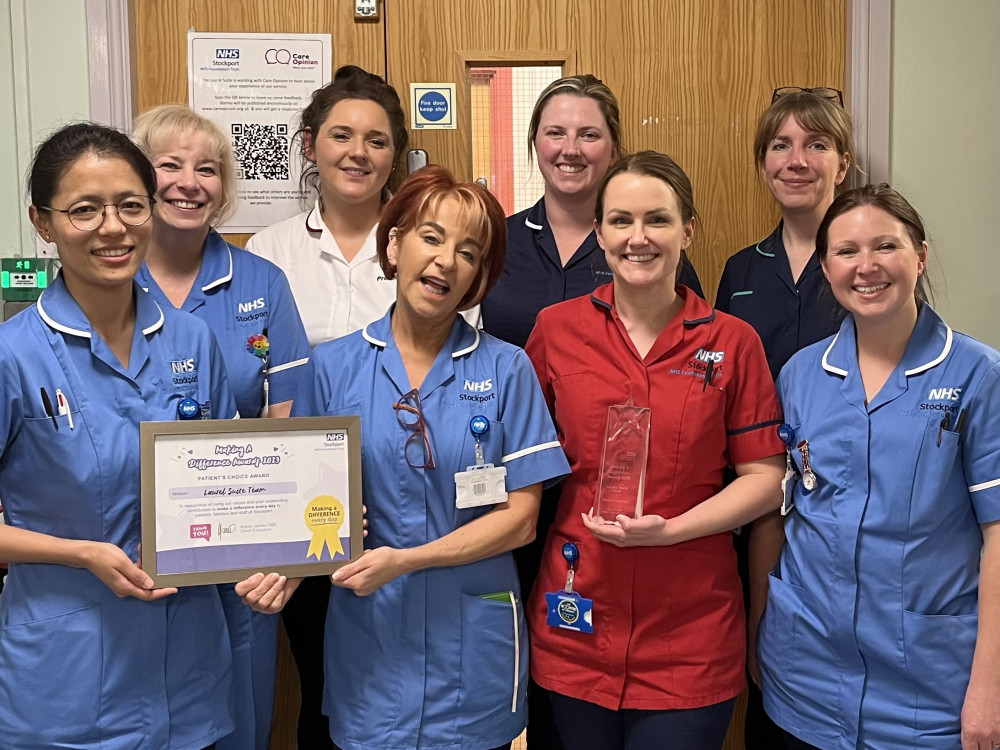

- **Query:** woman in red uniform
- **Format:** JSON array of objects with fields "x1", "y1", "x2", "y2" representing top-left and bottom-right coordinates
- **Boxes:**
[{"x1": 526, "y1": 151, "x2": 785, "y2": 749}]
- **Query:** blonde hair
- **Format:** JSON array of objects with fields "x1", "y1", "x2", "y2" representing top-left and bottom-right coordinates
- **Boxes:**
[
  {"x1": 132, "y1": 104, "x2": 238, "y2": 225},
  {"x1": 527, "y1": 74, "x2": 623, "y2": 160}
]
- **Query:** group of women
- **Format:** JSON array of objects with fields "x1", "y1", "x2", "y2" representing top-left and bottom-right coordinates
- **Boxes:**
[{"x1": 0, "y1": 59, "x2": 997, "y2": 750}]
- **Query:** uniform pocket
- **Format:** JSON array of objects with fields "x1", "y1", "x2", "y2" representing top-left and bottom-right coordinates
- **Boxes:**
[
  {"x1": 757, "y1": 572, "x2": 799, "y2": 684},
  {"x1": 902, "y1": 608, "x2": 976, "y2": 737},
  {"x1": 0, "y1": 604, "x2": 102, "y2": 744},
  {"x1": 459, "y1": 591, "x2": 524, "y2": 725}
]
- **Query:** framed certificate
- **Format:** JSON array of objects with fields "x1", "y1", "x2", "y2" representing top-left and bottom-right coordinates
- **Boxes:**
[{"x1": 140, "y1": 416, "x2": 362, "y2": 587}]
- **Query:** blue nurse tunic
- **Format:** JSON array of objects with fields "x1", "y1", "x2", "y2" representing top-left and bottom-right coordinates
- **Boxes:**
[
  {"x1": 136, "y1": 229, "x2": 311, "y2": 750},
  {"x1": 759, "y1": 305, "x2": 1000, "y2": 749},
  {"x1": 292, "y1": 307, "x2": 570, "y2": 750},
  {"x1": 0, "y1": 277, "x2": 237, "y2": 749}
]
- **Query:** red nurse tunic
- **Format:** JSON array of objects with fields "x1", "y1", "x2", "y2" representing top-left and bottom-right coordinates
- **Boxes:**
[{"x1": 526, "y1": 283, "x2": 784, "y2": 710}]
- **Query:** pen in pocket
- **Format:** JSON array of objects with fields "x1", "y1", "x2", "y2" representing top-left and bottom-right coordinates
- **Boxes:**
[
  {"x1": 56, "y1": 388, "x2": 75, "y2": 430},
  {"x1": 39, "y1": 387, "x2": 58, "y2": 431}
]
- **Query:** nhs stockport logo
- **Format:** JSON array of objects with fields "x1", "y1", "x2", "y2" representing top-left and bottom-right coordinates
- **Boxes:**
[
  {"x1": 461, "y1": 378, "x2": 495, "y2": 403},
  {"x1": 694, "y1": 348, "x2": 725, "y2": 364},
  {"x1": 170, "y1": 358, "x2": 198, "y2": 385},
  {"x1": 216, "y1": 49, "x2": 240, "y2": 59}
]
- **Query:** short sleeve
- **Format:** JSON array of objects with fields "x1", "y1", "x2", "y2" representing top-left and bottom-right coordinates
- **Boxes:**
[
  {"x1": 524, "y1": 319, "x2": 555, "y2": 416},
  {"x1": 290, "y1": 352, "x2": 336, "y2": 418},
  {"x1": 965, "y1": 361, "x2": 1000, "y2": 524},
  {"x1": 724, "y1": 326, "x2": 784, "y2": 464},
  {"x1": 263, "y1": 266, "x2": 310, "y2": 404},
  {"x1": 0, "y1": 339, "x2": 22, "y2": 453},
  {"x1": 497, "y1": 347, "x2": 569, "y2": 491}
]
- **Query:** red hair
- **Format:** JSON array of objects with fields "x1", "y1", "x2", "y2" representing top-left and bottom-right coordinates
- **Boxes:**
[{"x1": 377, "y1": 165, "x2": 507, "y2": 310}]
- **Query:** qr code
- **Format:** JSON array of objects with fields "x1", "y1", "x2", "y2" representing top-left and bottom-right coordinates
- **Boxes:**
[{"x1": 232, "y1": 123, "x2": 290, "y2": 180}]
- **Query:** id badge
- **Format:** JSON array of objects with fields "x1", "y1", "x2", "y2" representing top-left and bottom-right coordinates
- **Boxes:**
[
  {"x1": 545, "y1": 591, "x2": 594, "y2": 634},
  {"x1": 455, "y1": 463, "x2": 507, "y2": 508},
  {"x1": 780, "y1": 453, "x2": 796, "y2": 515}
]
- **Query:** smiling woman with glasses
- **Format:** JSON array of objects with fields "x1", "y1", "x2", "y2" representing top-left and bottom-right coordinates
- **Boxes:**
[
  {"x1": 0, "y1": 122, "x2": 237, "y2": 749},
  {"x1": 238, "y1": 165, "x2": 570, "y2": 750}
]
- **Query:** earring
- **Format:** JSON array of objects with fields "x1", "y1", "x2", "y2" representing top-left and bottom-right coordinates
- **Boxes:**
[{"x1": 388, "y1": 229, "x2": 397, "y2": 241}]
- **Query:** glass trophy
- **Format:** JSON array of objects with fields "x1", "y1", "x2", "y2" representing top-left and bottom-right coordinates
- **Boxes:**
[{"x1": 594, "y1": 401, "x2": 651, "y2": 521}]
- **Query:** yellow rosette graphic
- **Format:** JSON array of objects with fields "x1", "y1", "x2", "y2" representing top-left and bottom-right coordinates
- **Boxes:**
[{"x1": 305, "y1": 494, "x2": 345, "y2": 560}]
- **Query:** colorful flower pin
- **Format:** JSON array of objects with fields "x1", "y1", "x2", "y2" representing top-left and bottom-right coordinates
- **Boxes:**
[{"x1": 246, "y1": 332, "x2": 270, "y2": 359}]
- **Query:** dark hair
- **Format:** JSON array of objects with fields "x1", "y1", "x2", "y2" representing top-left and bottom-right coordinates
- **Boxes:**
[
  {"x1": 377, "y1": 166, "x2": 507, "y2": 311},
  {"x1": 297, "y1": 65, "x2": 409, "y2": 194},
  {"x1": 753, "y1": 90, "x2": 855, "y2": 192},
  {"x1": 596, "y1": 150, "x2": 699, "y2": 225},
  {"x1": 528, "y1": 74, "x2": 623, "y2": 161},
  {"x1": 29, "y1": 122, "x2": 156, "y2": 209},
  {"x1": 816, "y1": 183, "x2": 932, "y2": 304},
  {"x1": 595, "y1": 151, "x2": 698, "y2": 278}
]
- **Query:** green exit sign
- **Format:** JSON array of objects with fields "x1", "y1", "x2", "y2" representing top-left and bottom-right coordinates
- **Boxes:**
[{"x1": 2, "y1": 258, "x2": 51, "y2": 302}]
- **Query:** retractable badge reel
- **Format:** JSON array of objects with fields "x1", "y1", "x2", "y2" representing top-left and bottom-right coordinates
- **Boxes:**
[
  {"x1": 545, "y1": 542, "x2": 594, "y2": 634},
  {"x1": 454, "y1": 415, "x2": 507, "y2": 509}
]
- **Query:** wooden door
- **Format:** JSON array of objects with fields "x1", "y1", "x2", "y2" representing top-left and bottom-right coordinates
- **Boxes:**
[{"x1": 386, "y1": 0, "x2": 846, "y2": 301}]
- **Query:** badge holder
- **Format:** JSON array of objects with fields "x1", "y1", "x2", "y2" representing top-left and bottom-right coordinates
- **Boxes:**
[
  {"x1": 545, "y1": 542, "x2": 594, "y2": 634},
  {"x1": 777, "y1": 423, "x2": 797, "y2": 515},
  {"x1": 455, "y1": 415, "x2": 507, "y2": 509}
]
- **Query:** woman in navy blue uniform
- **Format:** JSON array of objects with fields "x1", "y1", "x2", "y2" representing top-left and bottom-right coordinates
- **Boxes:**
[
  {"x1": 756, "y1": 184, "x2": 1000, "y2": 750},
  {"x1": 0, "y1": 123, "x2": 236, "y2": 748},
  {"x1": 715, "y1": 87, "x2": 854, "y2": 750},
  {"x1": 480, "y1": 74, "x2": 702, "y2": 748},
  {"x1": 132, "y1": 104, "x2": 311, "y2": 750},
  {"x1": 239, "y1": 165, "x2": 569, "y2": 750},
  {"x1": 482, "y1": 74, "x2": 702, "y2": 351}
]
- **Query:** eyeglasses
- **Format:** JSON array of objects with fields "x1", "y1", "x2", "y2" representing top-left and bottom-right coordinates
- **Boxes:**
[
  {"x1": 393, "y1": 389, "x2": 435, "y2": 469},
  {"x1": 40, "y1": 196, "x2": 154, "y2": 232},
  {"x1": 771, "y1": 86, "x2": 844, "y2": 107}
]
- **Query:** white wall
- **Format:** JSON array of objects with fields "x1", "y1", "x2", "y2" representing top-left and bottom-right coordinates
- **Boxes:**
[
  {"x1": 0, "y1": 0, "x2": 90, "y2": 258},
  {"x1": 890, "y1": 0, "x2": 1000, "y2": 348}
]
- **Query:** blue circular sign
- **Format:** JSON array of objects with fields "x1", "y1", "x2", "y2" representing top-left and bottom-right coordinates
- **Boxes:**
[
  {"x1": 418, "y1": 91, "x2": 449, "y2": 122},
  {"x1": 777, "y1": 423, "x2": 796, "y2": 446},
  {"x1": 177, "y1": 398, "x2": 200, "y2": 420}
]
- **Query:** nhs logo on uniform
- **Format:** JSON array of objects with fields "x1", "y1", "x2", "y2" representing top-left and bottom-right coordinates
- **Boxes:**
[
  {"x1": 216, "y1": 49, "x2": 240, "y2": 59},
  {"x1": 464, "y1": 378, "x2": 493, "y2": 392},
  {"x1": 928, "y1": 387, "x2": 962, "y2": 401},
  {"x1": 238, "y1": 297, "x2": 266, "y2": 313},
  {"x1": 171, "y1": 358, "x2": 196, "y2": 373},
  {"x1": 694, "y1": 348, "x2": 725, "y2": 364}
]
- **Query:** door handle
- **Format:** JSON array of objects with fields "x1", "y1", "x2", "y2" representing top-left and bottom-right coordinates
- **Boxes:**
[{"x1": 406, "y1": 149, "x2": 428, "y2": 173}]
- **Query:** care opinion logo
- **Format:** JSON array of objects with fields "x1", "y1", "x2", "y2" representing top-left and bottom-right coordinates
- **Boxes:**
[{"x1": 265, "y1": 49, "x2": 319, "y2": 67}]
